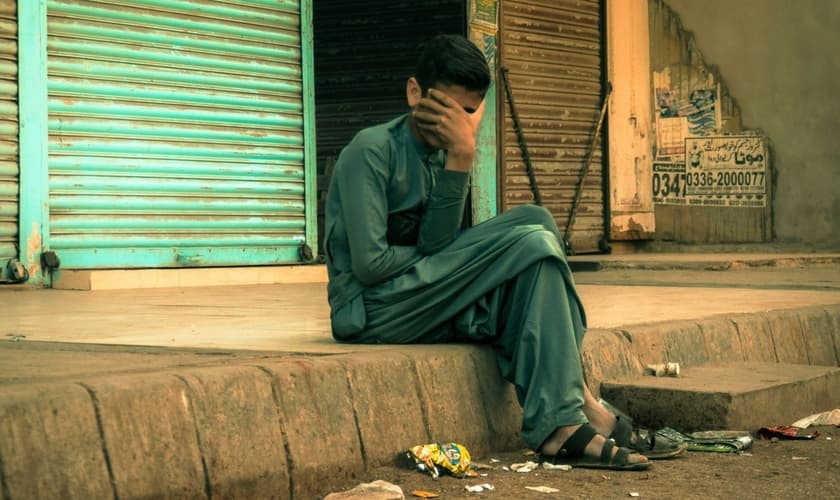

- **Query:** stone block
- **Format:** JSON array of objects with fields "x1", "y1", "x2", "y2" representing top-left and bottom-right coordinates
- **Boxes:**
[
  {"x1": 622, "y1": 321, "x2": 707, "y2": 367},
  {"x1": 696, "y1": 317, "x2": 744, "y2": 362},
  {"x1": 338, "y1": 351, "x2": 429, "y2": 467},
  {"x1": 601, "y1": 362, "x2": 840, "y2": 432},
  {"x1": 260, "y1": 358, "x2": 363, "y2": 499},
  {"x1": 826, "y1": 305, "x2": 840, "y2": 365},
  {"x1": 580, "y1": 329, "x2": 644, "y2": 396},
  {"x1": 84, "y1": 374, "x2": 206, "y2": 499},
  {"x1": 730, "y1": 314, "x2": 777, "y2": 362},
  {"x1": 178, "y1": 366, "x2": 289, "y2": 498},
  {"x1": 470, "y1": 347, "x2": 524, "y2": 451},
  {"x1": 413, "y1": 346, "x2": 493, "y2": 456},
  {"x1": 797, "y1": 308, "x2": 839, "y2": 366},
  {"x1": 765, "y1": 310, "x2": 809, "y2": 364},
  {"x1": 0, "y1": 384, "x2": 112, "y2": 499}
]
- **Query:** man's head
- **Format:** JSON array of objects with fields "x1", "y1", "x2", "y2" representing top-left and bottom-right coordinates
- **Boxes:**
[
  {"x1": 412, "y1": 34, "x2": 491, "y2": 97},
  {"x1": 406, "y1": 35, "x2": 491, "y2": 149}
]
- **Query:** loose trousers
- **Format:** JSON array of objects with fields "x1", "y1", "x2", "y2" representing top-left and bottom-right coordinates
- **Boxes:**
[{"x1": 344, "y1": 205, "x2": 588, "y2": 449}]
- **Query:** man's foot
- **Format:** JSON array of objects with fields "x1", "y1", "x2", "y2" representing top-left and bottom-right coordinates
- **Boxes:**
[
  {"x1": 582, "y1": 395, "x2": 687, "y2": 459},
  {"x1": 582, "y1": 397, "x2": 623, "y2": 441},
  {"x1": 538, "y1": 424, "x2": 650, "y2": 471}
]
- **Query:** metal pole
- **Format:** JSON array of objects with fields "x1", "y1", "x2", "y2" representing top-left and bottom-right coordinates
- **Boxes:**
[{"x1": 500, "y1": 66, "x2": 541, "y2": 206}]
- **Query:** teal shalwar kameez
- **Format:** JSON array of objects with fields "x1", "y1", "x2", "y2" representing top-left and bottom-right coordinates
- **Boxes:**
[{"x1": 324, "y1": 115, "x2": 588, "y2": 450}]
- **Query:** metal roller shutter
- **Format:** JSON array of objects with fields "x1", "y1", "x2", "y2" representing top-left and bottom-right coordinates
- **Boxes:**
[
  {"x1": 46, "y1": 0, "x2": 311, "y2": 268},
  {"x1": 314, "y1": 0, "x2": 466, "y2": 250},
  {"x1": 500, "y1": 0, "x2": 605, "y2": 252},
  {"x1": 0, "y1": 1, "x2": 17, "y2": 276}
]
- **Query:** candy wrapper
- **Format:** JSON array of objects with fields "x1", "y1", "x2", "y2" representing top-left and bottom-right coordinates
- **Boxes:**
[{"x1": 403, "y1": 443, "x2": 474, "y2": 478}]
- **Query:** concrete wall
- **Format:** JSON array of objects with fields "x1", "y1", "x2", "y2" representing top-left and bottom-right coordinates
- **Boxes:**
[
  {"x1": 648, "y1": 0, "x2": 770, "y2": 243},
  {"x1": 664, "y1": 0, "x2": 840, "y2": 247}
]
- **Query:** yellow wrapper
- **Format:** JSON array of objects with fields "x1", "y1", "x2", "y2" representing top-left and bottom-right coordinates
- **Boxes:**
[{"x1": 407, "y1": 442, "x2": 472, "y2": 478}]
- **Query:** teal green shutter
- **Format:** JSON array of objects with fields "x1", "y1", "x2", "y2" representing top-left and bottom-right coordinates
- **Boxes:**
[
  {"x1": 0, "y1": 2, "x2": 18, "y2": 277},
  {"x1": 46, "y1": 0, "x2": 312, "y2": 268}
]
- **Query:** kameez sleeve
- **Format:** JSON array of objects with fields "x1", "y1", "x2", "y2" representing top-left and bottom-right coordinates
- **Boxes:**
[
  {"x1": 334, "y1": 135, "x2": 419, "y2": 285},
  {"x1": 416, "y1": 167, "x2": 471, "y2": 255}
]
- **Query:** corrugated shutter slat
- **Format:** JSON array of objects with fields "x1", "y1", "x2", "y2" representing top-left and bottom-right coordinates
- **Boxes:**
[
  {"x1": 47, "y1": 0, "x2": 307, "y2": 267},
  {"x1": 501, "y1": 0, "x2": 605, "y2": 252},
  {"x1": 0, "y1": 0, "x2": 17, "y2": 266}
]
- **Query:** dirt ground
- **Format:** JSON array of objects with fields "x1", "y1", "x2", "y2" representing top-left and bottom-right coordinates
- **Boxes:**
[{"x1": 324, "y1": 426, "x2": 840, "y2": 500}]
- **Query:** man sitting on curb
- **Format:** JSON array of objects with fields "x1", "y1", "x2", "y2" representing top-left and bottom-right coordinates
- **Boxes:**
[{"x1": 323, "y1": 34, "x2": 650, "y2": 470}]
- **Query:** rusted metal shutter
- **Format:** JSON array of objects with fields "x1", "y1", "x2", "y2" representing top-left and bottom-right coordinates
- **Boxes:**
[
  {"x1": 314, "y1": 0, "x2": 466, "y2": 249},
  {"x1": 46, "y1": 0, "x2": 310, "y2": 268},
  {"x1": 0, "y1": 1, "x2": 16, "y2": 276},
  {"x1": 500, "y1": 0, "x2": 605, "y2": 253}
]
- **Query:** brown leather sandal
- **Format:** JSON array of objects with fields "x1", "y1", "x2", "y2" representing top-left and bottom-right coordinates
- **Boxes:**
[{"x1": 544, "y1": 423, "x2": 651, "y2": 471}]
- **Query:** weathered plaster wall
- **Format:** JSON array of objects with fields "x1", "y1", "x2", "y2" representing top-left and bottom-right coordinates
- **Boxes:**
[
  {"x1": 665, "y1": 0, "x2": 840, "y2": 247},
  {"x1": 648, "y1": 0, "x2": 769, "y2": 243}
]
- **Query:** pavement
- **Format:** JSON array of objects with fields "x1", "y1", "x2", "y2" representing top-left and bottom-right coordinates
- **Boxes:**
[{"x1": 1, "y1": 252, "x2": 840, "y2": 499}]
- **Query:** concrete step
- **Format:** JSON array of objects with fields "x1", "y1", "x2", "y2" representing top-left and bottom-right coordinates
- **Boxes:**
[
  {"x1": 600, "y1": 362, "x2": 840, "y2": 432},
  {"x1": 54, "y1": 265, "x2": 328, "y2": 290},
  {"x1": 568, "y1": 253, "x2": 840, "y2": 272}
]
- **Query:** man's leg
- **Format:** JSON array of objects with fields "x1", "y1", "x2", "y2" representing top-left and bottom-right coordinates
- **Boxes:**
[
  {"x1": 582, "y1": 383, "x2": 620, "y2": 436},
  {"x1": 468, "y1": 257, "x2": 645, "y2": 465},
  {"x1": 478, "y1": 257, "x2": 588, "y2": 449}
]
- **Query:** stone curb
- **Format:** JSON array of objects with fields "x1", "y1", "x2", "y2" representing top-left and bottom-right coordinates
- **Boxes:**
[
  {"x1": 571, "y1": 255, "x2": 840, "y2": 272},
  {"x1": 1, "y1": 305, "x2": 838, "y2": 499}
]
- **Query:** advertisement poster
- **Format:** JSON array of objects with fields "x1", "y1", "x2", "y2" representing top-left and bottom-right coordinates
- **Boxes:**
[
  {"x1": 469, "y1": 0, "x2": 498, "y2": 30},
  {"x1": 653, "y1": 68, "x2": 721, "y2": 162},
  {"x1": 653, "y1": 136, "x2": 767, "y2": 207},
  {"x1": 652, "y1": 162, "x2": 686, "y2": 205},
  {"x1": 655, "y1": 116, "x2": 689, "y2": 160}
]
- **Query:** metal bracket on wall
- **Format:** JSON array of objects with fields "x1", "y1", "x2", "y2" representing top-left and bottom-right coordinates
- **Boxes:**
[
  {"x1": 41, "y1": 251, "x2": 61, "y2": 288},
  {"x1": 500, "y1": 66, "x2": 542, "y2": 207},
  {"x1": 298, "y1": 243, "x2": 314, "y2": 264},
  {"x1": 0, "y1": 259, "x2": 29, "y2": 284},
  {"x1": 564, "y1": 82, "x2": 612, "y2": 255}
]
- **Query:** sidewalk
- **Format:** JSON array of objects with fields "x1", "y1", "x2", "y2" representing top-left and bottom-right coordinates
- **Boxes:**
[{"x1": 2, "y1": 253, "x2": 839, "y2": 498}]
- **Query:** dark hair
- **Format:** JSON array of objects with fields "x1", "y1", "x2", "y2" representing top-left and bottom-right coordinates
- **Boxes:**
[{"x1": 414, "y1": 34, "x2": 491, "y2": 95}]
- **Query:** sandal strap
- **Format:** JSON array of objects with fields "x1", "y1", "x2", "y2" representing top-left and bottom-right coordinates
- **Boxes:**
[
  {"x1": 600, "y1": 439, "x2": 615, "y2": 464},
  {"x1": 609, "y1": 416, "x2": 634, "y2": 447},
  {"x1": 560, "y1": 423, "x2": 598, "y2": 456},
  {"x1": 611, "y1": 446, "x2": 632, "y2": 466}
]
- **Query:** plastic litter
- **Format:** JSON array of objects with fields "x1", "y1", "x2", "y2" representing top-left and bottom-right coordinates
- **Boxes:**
[
  {"x1": 758, "y1": 426, "x2": 819, "y2": 440},
  {"x1": 465, "y1": 484, "x2": 494, "y2": 493},
  {"x1": 525, "y1": 486, "x2": 560, "y2": 493},
  {"x1": 542, "y1": 462, "x2": 572, "y2": 471},
  {"x1": 646, "y1": 362, "x2": 680, "y2": 377},
  {"x1": 629, "y1": 493, "x2": 641, "y2": 497},
  {"x1": 403, "y1": 443, "x2": 474, "y2": 479},
  {"x1": 511, "y1": 461, "x2": 540, "y2": 473},
  {"x1": 324, "y1": 480, "x2": 404, "y2": 500},
  {"x1": 791, "y1": 409, "x2": 840, "y2": 428},
  {"x1": 655, "y1": 428, "x2": 753, "y2": 452},
  {"x1": 410, "y1": 490, "x2": 440, "y2": 498}
]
